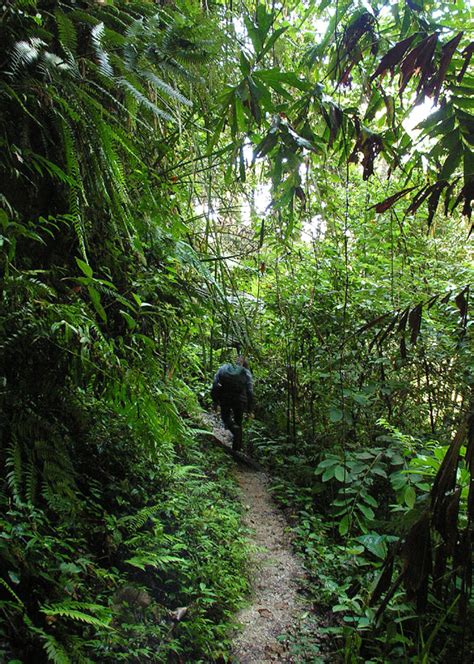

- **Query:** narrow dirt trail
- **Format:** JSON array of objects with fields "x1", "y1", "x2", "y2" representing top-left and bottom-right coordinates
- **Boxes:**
[
  {"x1": 231, "y1": 465, "x2": 306, "y2": 663},
  {"x1": 202, "y1": 413, "x2": 306, "y2": 663}
]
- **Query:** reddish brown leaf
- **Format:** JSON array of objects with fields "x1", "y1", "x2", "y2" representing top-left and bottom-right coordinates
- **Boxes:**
[
  {"x1": 444, "y1": 178, "x2": 460, "y2": 216},
  {"x1": 328, "y1": 103, "x2": 343, "y2": 146},
  {"x1": 466, "y1": 407, "x2": 474, "y2": 519},
  {"x1": 445, "y1": 488, "x2": 462, "y2": 555},
  {"x1": 453, "y1": 177, "x2": 474, "y2": 219},
  {"x1": 342, "y1": 12, "x2": 375, "y2": 55},
  {"x1": 400, "y1": 33, "x2": 438, "y2": 95},
  {"x1": 356, "y1": 312, "x2": 391, "y2": 334},
  {"x1": 455, "y1": 285, "x2": 469, "y2": 324},
  {"x1": 453, "y1": 530, "x2": 472, "y2": 604},
  {"x1": 426, "y1": 32, "x2": 463, "y2": 102},
  {"x1": 370, "y1": 35, "x2": 416, "y2": 82},
  {"x1": 350, "y1": 128, "x2": 383, "y2": 180},
  {"x1": 458, "y1": 42, "x2": 474, "y2": 82},
  {"x1": 400, "y1": 335, "x2": 407, "y2": 359},
  {"x1": 370, "y1": 549, "x2": 395, "y2": 606},
  {"x1": 427, "y1": 181, "x2": 448, "y2": 228},
  {"x1": 408, "y1": 303, "x2": 422, "y2": 344},
  {"x1": 433, "y1": 543, "x2": 447, "y2": 598},
  {"x1": 440, "y1": 291, "x2": 451, "y2": 304},
  {"x1": 378, "y1": 314, "x2": 398, "y2": 345},
  {"x1": 433, "y1": 485, "x2": 462, "y2": 555},
  {"x1": 431, "y1": 422, "x2": 467, "y2": 515},
  {"x1": 371, "y1": 186, "x2": 418, "y2": 213},
  {"x1": 294, "y1": 186, "x2": 306, "y2": 208},
  {"x1": 397, "y1": 307, "x2": 410, "y2": 332},
  {"x1": 339, "y1": 61, "x2": 355, "y2": 86},
  {"x1": 405, "y1": 184, "x2": 431, "y2": 215}
]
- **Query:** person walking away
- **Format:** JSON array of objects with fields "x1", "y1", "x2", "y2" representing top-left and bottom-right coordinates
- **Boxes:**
[{"x1": 211, "y1": 357, "x2": 254, "y2": 451}]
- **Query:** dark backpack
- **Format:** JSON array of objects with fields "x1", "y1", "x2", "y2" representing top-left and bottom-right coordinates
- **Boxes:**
[{"x1": 218, "y1": 364, "x2": 248, "y2": 396}]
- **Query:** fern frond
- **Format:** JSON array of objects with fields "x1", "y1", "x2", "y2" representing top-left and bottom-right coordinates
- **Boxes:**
[
  {"x1": 9, "y1": 39, "x2": 43, "y2": 76},
  {"x1": 118, "y1": 77, "x2": 174, "y2": 122},
  {"x1": 5, "y1": 439, "x2": 23, "y2": 505},
  {"x1": 42, "y1": 633, "x2": 72, "y2": 664},
  {"x1": 0, "y1": 577, "x2": 24, "y2": 608},
  {"x1": 25, "y1": 459, "x2": 39, "y2": 505},
  {"x1": 55, "y1": 11, "x2": 77, "y2": 54},
  {"x1": 61, "y1": 121, "x2": 88, "y2": 259},
  {"x1": 41, "y1": 601, "x2": 112, "y2": 629},
  {"x1": 156, "y1": 56, "x2": 199, "y2": 84},
  {"x1": 141, "y1": 70, "x2": 192, "y2": 107},
  {"x1": 91, "y1": 22, "x2": 114, "y2": 79},
  {"x1": 29, "y1": 153, "x2": 76, "y2": 187},
  {"x1": 121, "y1": 504, "x2": 162, "y2": 533}
]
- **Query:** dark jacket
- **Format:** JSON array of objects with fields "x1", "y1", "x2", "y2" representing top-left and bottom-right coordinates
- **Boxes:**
[{"x1": 211, "y1": 363, "x2": 254, "y2": 411}]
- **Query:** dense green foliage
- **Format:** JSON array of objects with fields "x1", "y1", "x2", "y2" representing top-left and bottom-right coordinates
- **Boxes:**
[
  {"x1": 0, "y1": 1, "x2": 247, "y2": 661},
  {"x1": 1, "y1": 0, "x2": 473, "y2": 662}
]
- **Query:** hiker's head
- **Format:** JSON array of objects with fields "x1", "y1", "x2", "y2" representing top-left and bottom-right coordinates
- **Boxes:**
[{"x1": 237, "y1": 355, "x2": 249, "y2": 369}]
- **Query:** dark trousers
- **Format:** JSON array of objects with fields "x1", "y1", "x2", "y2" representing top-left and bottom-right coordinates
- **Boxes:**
[{"x1": 220, "y1": 400, "x2": 245, "y2": 451}]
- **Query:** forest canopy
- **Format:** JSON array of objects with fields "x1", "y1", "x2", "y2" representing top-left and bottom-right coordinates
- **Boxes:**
[{"x1": 0, "y1": 0, "x2": 473, "y2": 662}]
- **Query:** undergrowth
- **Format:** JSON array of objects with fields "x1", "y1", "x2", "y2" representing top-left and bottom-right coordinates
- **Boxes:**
[
  {"x1": 248, "y1": 419, "x2": 474, "y2": 664},
  {"x1": 0, "y1": 389, "x2": 249, "y2": 663}
]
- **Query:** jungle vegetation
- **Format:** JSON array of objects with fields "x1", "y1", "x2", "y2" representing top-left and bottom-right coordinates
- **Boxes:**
[{"x1": 0, "y1": 0, "x2": 473, "y2": 662}]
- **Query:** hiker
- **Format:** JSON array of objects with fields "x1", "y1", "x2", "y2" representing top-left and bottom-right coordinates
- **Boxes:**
[{"x1": 211, "y1": 356, "x2": 254, "y2": 451}]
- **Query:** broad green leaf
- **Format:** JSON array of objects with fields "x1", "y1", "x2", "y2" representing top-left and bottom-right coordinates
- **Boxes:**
[
  {"x1": 404, "y1": 485, "x2": 416, "y2": 508},
  {"x1": 358, "y1": 504, "x2": 375, "y2": 521},
  {"x1": 76, "y1": 257, "x2": 93, "y2": 278},
  {"x1": 316, "y1": 457, "x2": 340, "y2": 469},
  {"x1": 334, "y1": 465, "x2": 346, "y2": 482},
  {"x1": 339, "y1": 514, "x2": 350, "y2": 536},
  {"x1": 322, "y1": 467, "x2": 336, "y2": 481},
  {"x1": 88, "y1": 286, "x2": 107, "y2": 323}
]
